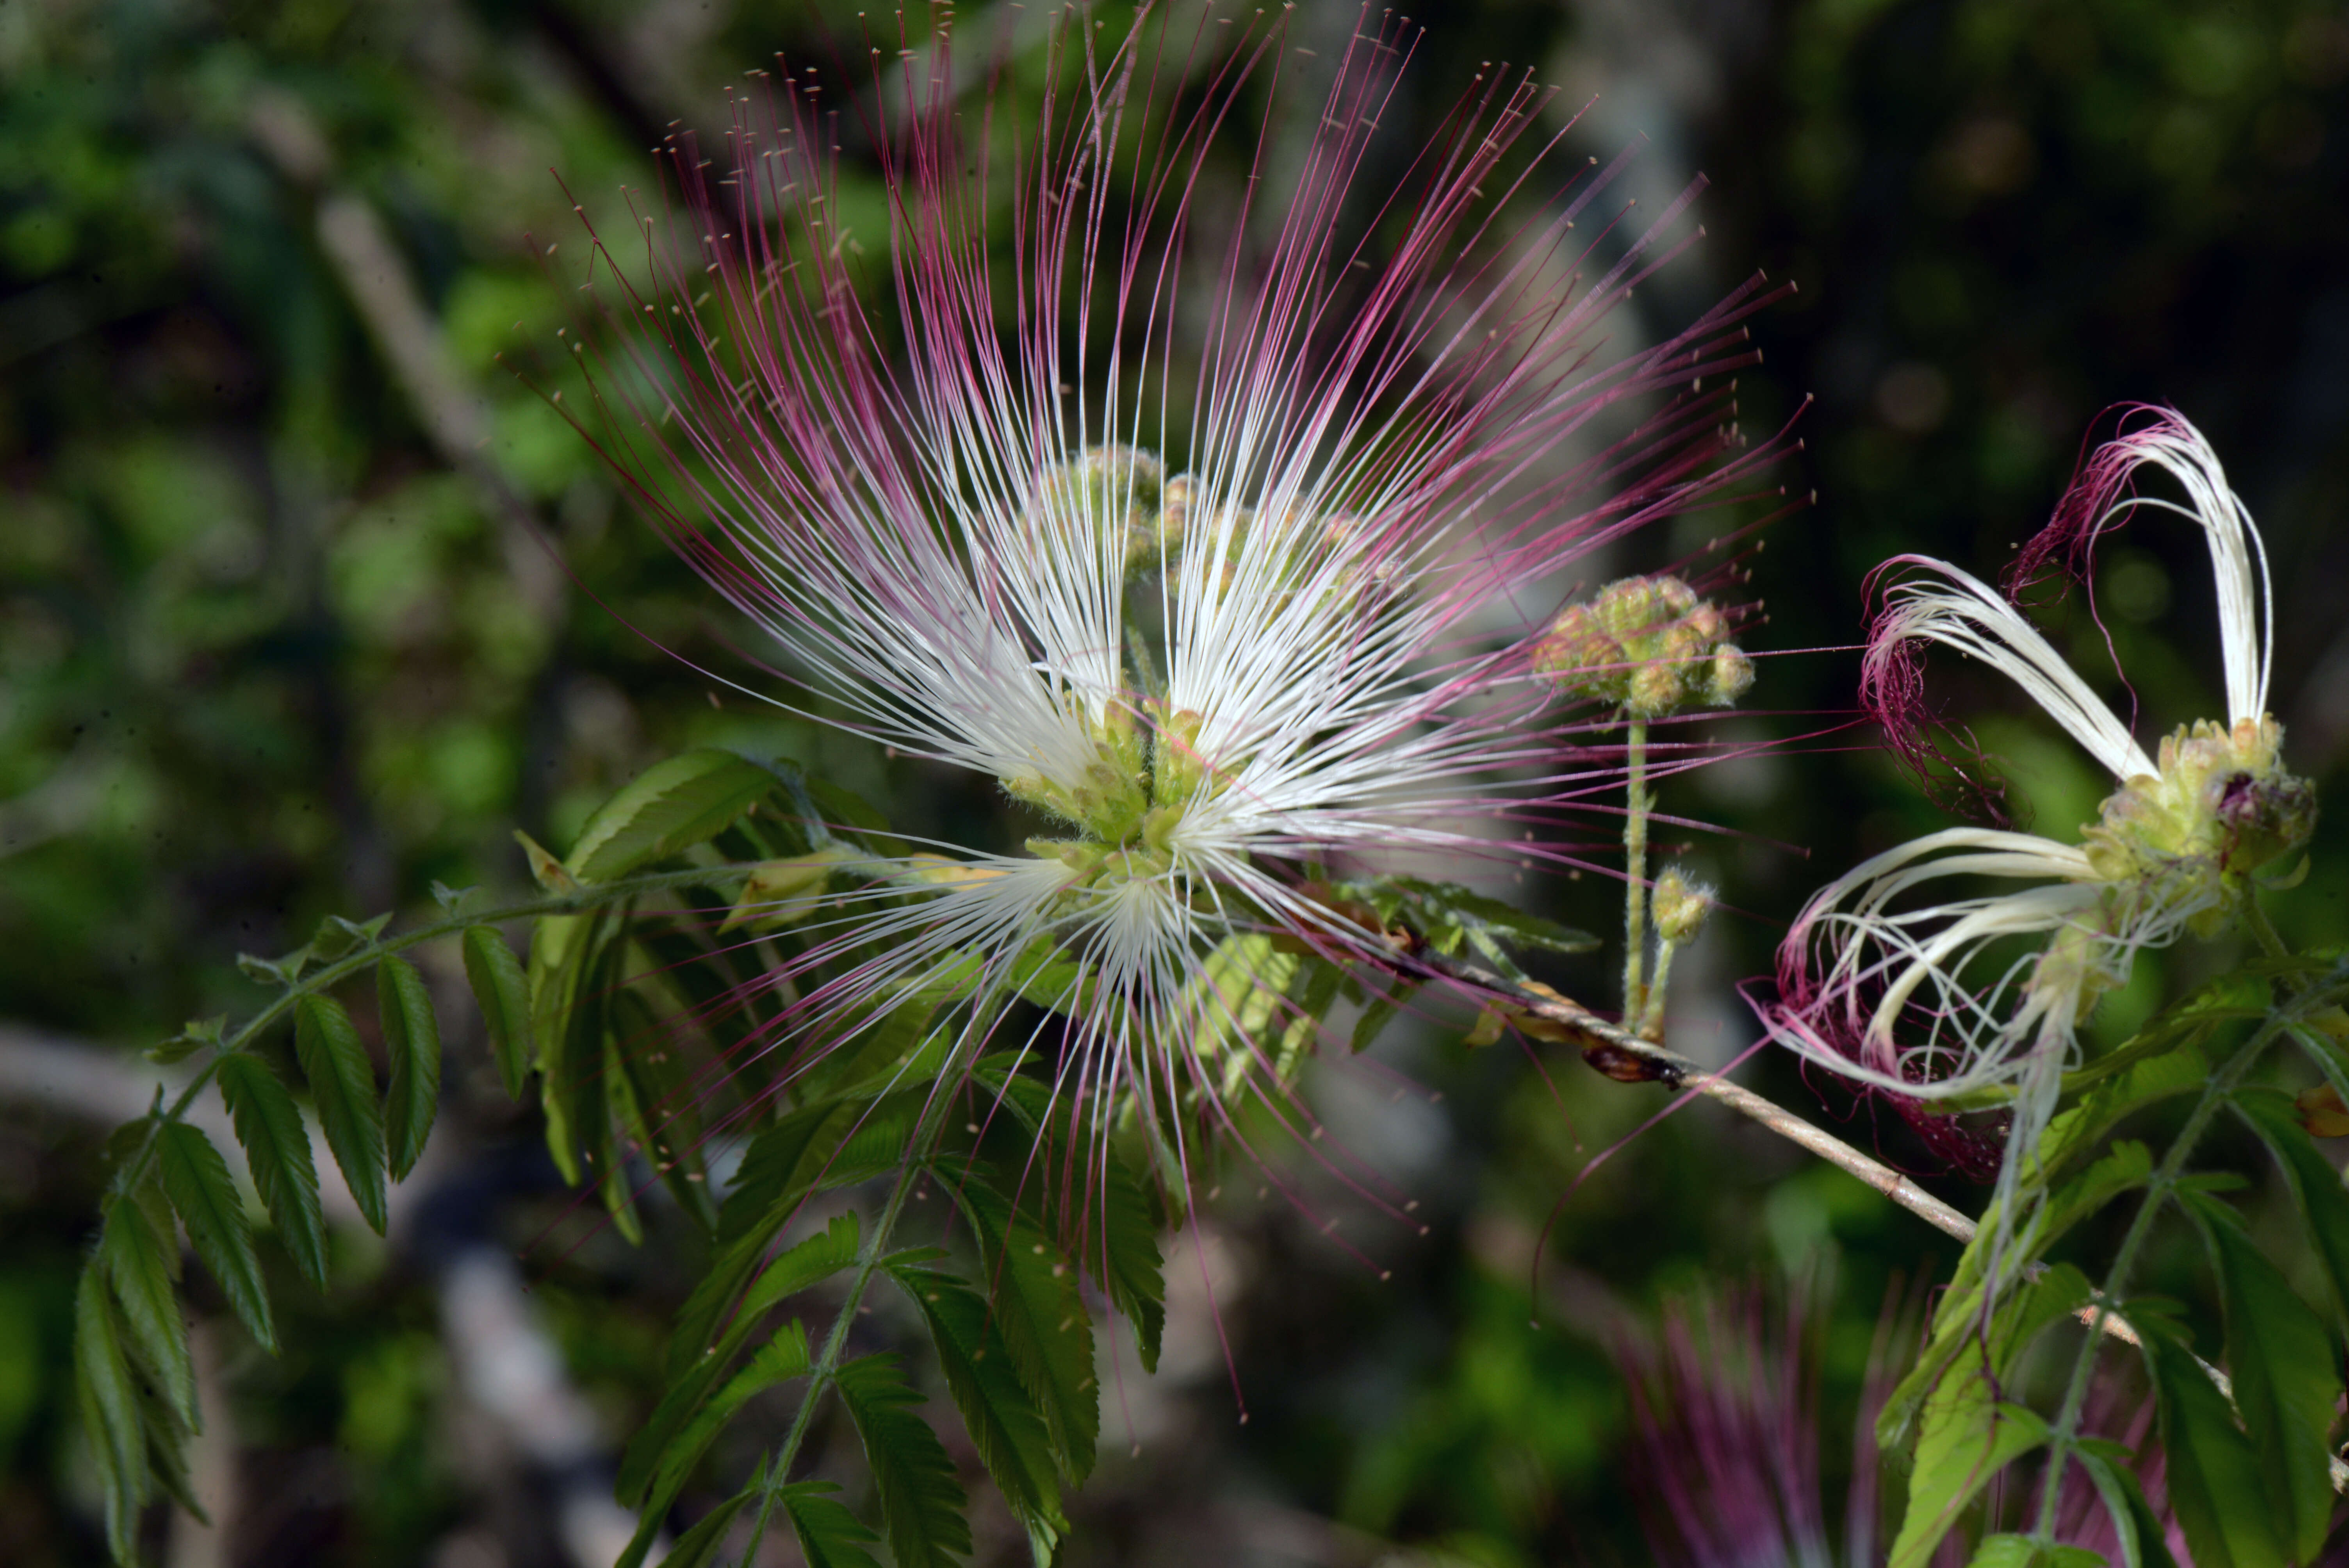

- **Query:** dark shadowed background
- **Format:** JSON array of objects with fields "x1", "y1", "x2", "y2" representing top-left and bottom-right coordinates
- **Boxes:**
[{"x1": 5, "y1": 0, "x2": 2349, "y2": 1563}]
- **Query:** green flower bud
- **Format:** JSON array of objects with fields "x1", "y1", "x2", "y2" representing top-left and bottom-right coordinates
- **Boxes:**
[{"x1": 1652, "y1": 867, "x2": 1714, "y2": 944}]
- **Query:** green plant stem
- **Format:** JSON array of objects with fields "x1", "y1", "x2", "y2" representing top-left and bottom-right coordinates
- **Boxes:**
[
  {"x1": 735, "y1": 1072, "x2": 963, "y2": 1562},
  {"x1": 1622, "y1": 718, "x2": 1653, "y2": 1030},
  {"x1": 2029, "y1": 941, "x2": 2349, "y2": 1542},
  {"x1": 97, "y1": 861, "x2": 770, "y2": 1220}
]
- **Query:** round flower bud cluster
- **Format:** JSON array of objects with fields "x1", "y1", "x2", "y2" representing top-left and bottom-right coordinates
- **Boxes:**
[
  {"x1": 1533, "y1": 574, "x2": 1754, "y2": 717},
  {"x1": 1650, "y1": 866, "x2": 1715, "y2": 945}
]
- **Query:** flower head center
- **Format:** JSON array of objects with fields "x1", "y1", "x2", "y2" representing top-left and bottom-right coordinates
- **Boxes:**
[{"x1": 2080, "y1": 715, "x2": 2316, "y2": 886}]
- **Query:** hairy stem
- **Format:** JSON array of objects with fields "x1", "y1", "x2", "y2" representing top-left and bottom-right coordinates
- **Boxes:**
[{"x1": 1622, "y1": 718, "x2": 1653, "y2": 1026}]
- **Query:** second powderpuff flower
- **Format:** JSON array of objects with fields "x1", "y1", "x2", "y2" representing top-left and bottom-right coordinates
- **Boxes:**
[
  {"x1": 1765, "y1": 410, "x2": 2314, "y2": 1270},
  {"x1": 563, "y1": 8, "x2": 1780, "y2": 1195}
]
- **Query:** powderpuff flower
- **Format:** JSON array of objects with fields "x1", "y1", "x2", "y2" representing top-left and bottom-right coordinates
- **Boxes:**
[
  {"x1": 1765, "y1": 411, "x2": 2315, "y2": 1253},
  {"x1": 562, "y1": 7, "x2": 1778, "y2": 1196}
]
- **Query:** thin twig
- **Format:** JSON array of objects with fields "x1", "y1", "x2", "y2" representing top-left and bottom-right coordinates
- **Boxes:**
[{"x1": 1426, "y1": 954, "x2": 1978, "y2": 1240}]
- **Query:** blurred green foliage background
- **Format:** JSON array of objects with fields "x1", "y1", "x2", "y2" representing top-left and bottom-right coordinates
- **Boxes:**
[{"x1": 4, "y1": 0, "x2": 2349, "y2": 1563}]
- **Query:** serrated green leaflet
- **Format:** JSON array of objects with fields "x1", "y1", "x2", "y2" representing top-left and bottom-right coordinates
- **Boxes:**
[
  {"x1": 75, "y1": 1266, "x2": 148, "y2": 1564},
  {"x1": 461, "y1": 925, "x2": 533, "y2": 1099},
  {"x1": 885, "y1": 1262, "x2": 1067, "y2": 1561},
  {"x1": 157, "y1": 1121, "x2": 275, "y2": 1352},
  {"x1": 617, "y1": 1320, "x2": 813, "y2": 1568},
  {"x1": 679, "y1": 1090, "x2": 923, "y2": 1376},
  {"x1": 293, "y1": 992, "x2": 389, "y2": 1234},
  {"x1": 964, "y1": 1060, "x2": 1167, "y2": 1371},
  {"x1": 101, "y1": 1197, "x2": 195, "y2": 1426},
  {"x1": 780, "y1": 1481, "x2": 884, "y2": 1568},
  {"x1": 216, "y1": 1052, "x2": 328, "y2": 1288},
  {"x1": 607, "y1": 986, "x2": 717, "y2": 1228},
  {"x1": 2143, "y1": 1325, "x2": 2287, "y2": 1568},
  {"x1": 834, "y1": 1352, "x2": 972, "y2": 1568},
  {"x1": 651, "y1": 1488, "x2": 750, "y2": 1568},
  {"x1": 1892, "y1": 1397, "x2": 2050, "y2": 1568},
  {"x1": 567, "y1": 749, "x2": 775, "y2": 882},
  {"x1": 2232, "y1": 1088, "x2": 2349, "y2": 1329},
  {"x1": 1887, "y1": 1263, "x2": 2087, "y2": 1566},
  {"x1": 2181, "y1": 1190, "x2": 2339, "y2": 1563},
  {"x1": 939, "y1": 1172, "x2": 1099, "y2": 1482},
  {"x1": 377, "y1": 955, "x2": 441, "y2": 1180},
  {"x1": 2076, "y1": 1445, "x2": 2180, "y2": 1568},
  {"x1": 621, "y1": 1216, "x2": 857, "y2": 1509}
]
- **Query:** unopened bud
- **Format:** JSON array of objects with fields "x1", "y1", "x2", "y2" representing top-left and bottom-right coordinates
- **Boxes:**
[
  {"x1": 1651, "y1": 867, "x2": 1714, "y2": 944},
  {"x1": 1707, "y1": 645, "x2": 1755, "y2": 705}
]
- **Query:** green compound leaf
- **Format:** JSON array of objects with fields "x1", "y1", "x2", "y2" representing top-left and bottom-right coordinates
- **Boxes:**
[
  {"x1": 461, "y1": 925, "x2": 533, "y2": 1100},
  {"x1": 834, "y1": 1352, "x2": 972, "y2": 1568},
  {"x1": 2180, "y1": 1190, "x2": 2340, "y2": 1564},
  {"x1": 2075, "y1": 1443, "x2": 2180, "y2": 1568},
  {"x1": 2232, "y1": 1087, "x2": 2349, "y2": 1330},
  {"x1": 888, "y1": 1259, "x2": 1067, "y2": 1562},
  {"x1": 780, "y1": 1480, "x2": 884, "y2": 1568},
  {"x1": 566, "y1": 749, "x2": 775, "y2": 882},
  {"x1": 216, "y1": 1052, "x2": 328, "y2": 1288},
  {"x1": 377, "y1": 955, "x2": 442, "y2": 1181},
  {"x1": 651, "y1": 1488, "x2": 751, "y2": 1568},
  {"x1": 939, "y1": 1173, "x2": 1099, "y2": 1483},
  {"x1": 157, "y1": 1122, "x2": 275, "y2": 1352},
  {"x1": 75, "y1": 1265, "x2": 148, "y2": 1564},
  {"x1": 100, "y1": 1195, "x2": 196, "y2": 1427},
  {"x1": 293, "y1": 992, "x2": 389, "y2": 1234},
  {"x1": 2141, "y1": 1323, "x2": 2287, "y2": 1568}
]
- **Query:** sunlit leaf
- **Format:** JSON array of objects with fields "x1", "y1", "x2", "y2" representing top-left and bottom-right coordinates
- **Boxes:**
[{"x1": 566, "y1": 749, "x2": 775, "y2": 882}]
